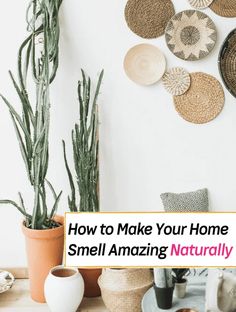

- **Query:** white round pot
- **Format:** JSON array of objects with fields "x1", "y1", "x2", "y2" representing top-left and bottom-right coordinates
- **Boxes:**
[
  {"x1": 44, "y1": 265, "x2": 84, "y2": 312},
  {"x1": 174, "y1": 279, "x2": 187, "y2": 299}
]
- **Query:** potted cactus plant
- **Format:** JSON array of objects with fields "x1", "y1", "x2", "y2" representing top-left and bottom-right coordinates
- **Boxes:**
[
  {"x1": 0, "y1": 0, "x2": 63, "y2": 303},
  {"x1": 63, "y1": 69, "x2": 104, "y2": 297},
  {"x1": 172, "y1": 268, "x2": 189, "y2": 298}
]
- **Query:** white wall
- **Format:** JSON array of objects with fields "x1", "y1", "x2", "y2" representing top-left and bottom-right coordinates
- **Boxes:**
[{"x1": 0, "y1": 0, "x2": 236, "y2": 267}]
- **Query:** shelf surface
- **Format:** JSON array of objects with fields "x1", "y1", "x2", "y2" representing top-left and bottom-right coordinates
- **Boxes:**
[{"x1": 0, "y1": 279, "x2": 108, "y2": 311}]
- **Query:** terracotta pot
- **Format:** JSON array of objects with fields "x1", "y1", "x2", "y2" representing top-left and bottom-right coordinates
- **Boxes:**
[
  {"x1": 79, "y1": 268, "x2": 102, "y2": 297},
  {"x1": 22, "y1": 216, "x2": 64, "y2": 303}
]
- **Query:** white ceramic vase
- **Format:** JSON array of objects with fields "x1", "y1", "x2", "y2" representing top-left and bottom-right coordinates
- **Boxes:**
[
  {"x1": 44, "y1": 265, "x2": 84, "y2": 312},
  {"x1": 174, "y1": 280, "x2": 187, "y2": 298}
]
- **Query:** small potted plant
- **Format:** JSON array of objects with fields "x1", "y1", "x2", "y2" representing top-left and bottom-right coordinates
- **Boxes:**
[
  {"x1": 172, "y1": 268, "x2": 189, "y2": 298},
  {"x1": 63, "y1": 69, "x2": 104, "y2": 297},
  {"x1": 0, "y1": 0, "x2": 64, "y2": 303}
]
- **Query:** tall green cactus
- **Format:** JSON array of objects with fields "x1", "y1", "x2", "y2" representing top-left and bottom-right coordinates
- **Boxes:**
[
  {"x1": 63, "y1": 70, "x2": 104, "y2": 212},
  {"x1": 0, "y1": 0, "x2": 63, "y2": 229}
]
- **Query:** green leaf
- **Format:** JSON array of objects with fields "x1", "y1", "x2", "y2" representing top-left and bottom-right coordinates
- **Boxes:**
[
  {"x1": 62, "y1": 140, "x2": 77, "y2": 211},
  {"x1": 38, "y1": 187, "x2": 48, "y2": 227},
  {"x1": 0, "y1": 94, "x2": 32, "y2": 147},
  {"x1": 9, "y1": 113, "x2": 32, "y2": 184},
  {"x1": 33, "y1": 123, "x2": 46, "y2": 156},
  {"x1": 18, "y1": 192, "x2": 30, "y2": 227},
  {"x1": 45, "y1": 179, "x2": 57, "y2": 200},
  {"x1": 9, "y1": 71, "x2": 35, "y2": 128},
  {"x1": 49, "y1": 190, "x2": 62, "y2": 220},
  {"x1": 0, "y1": 199, "x2": 31, "y2": 219}
]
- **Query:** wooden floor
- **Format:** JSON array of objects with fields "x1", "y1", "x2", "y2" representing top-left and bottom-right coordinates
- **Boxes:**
[{"x1": 0, "y1": 279, "x2": 108, "y2": 311}]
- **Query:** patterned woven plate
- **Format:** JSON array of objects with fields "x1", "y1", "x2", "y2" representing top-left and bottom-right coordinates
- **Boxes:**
[
  {"x1": 210, "y1": 0, "x2": 236, "y2": 18},
  {"x1": 165, "y1": 10, "x2": 217, "y2": 61},
  {"x1": 125, "y1": 0, "x2": 175, "y2": 39},
  {"x1": 162, "y1": 67, "x2": 191, "y2": 96},
  {"x1": 188, "y1": 0, "x2": 214, "y2": 10},
  {"x1": 219, "y1": 29, "x2": 236, "y2": 98},
  {"x1": 173, "y1": 72, "x2": 224, "y2": 124},
  {"x1": 124, "y1": 44, "x2": 166, "y2": 85}
]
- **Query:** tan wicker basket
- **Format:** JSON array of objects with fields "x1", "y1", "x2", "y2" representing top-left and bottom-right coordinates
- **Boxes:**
[
  {"x1": 125, "y1": 0, "x2": 175, "y2": 39},
  {"x1": 173, "y1": 72, "x2": 225, "y2": 124},
  {"x1": 219, "y1": 29, "x2": 236, "y2": 98},
  {"x1": 210, "y1": 0, "x2": 236, "y2": 17},
  {"x1": 98, "y1": 269, "x2": 153, "y2": 312}
]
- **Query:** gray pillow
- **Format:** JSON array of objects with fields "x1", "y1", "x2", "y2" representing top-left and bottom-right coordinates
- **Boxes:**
[{"x1": 160, "y1": 188, "x2": 208, "y2": 212}]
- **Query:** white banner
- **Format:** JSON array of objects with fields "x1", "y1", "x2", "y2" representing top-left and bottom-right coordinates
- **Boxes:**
[{"x1": 64, "y1": 212, "x2": 236, "y2": 268}]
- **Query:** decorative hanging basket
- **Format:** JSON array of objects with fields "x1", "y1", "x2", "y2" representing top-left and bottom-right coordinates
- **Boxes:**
[
  {"x1": 210, "y1": 0, "x2": 236, "y2": 18},
  {"x1": 219, "y1": 29, "x2": 236, "y2": 98},
  {"x1": 124, "y1": 44, "x2": 166, "y2": 85},
  {"x1": 162, "y1": 67, "x2": 191, "y2": 96},
  {"x1": 125, "y1": 0, "x2": 175, "y2": 39},
  {"x1": 173, "y1": 72, "x2": 225, "y2": 124},
  {"x1": 188, "y1": 0, "x2": 214, "y2": 10},
  {"x1": 165, "y1": 10, "x2": 217, "y2": 61}
]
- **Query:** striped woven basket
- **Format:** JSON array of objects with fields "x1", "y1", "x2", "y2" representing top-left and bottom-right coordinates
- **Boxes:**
[
  {"x1": 219, "y1": 29, "x2": 236, "y2": 98},
  {"x1": 98, "y1": 269, "x2": 153, "y2": 312}
]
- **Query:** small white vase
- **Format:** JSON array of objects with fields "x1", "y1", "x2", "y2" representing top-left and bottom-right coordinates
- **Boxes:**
[
  {"x1": 44, "y1": 265, "x2": 84, "y2": 312},
  {"x1": 174, "y1": 279, "x2": 187, "y2": 298}
]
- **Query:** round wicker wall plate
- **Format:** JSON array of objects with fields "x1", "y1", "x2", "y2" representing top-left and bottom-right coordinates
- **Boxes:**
[
  {"x1": 124, "y1": 44, "x2": 166, "y2": 86},
  {"x1": 165, "y1": 10, "x2": 217, "y2": 61},
  {"x1": 174, "y1": 72, "x2": 225, "y2": 124},
  {"x1": 210, "y1": 0, "x2": 236, "y2": 18},
  {"x1": 188, "y1": 0, "x2": 214, "y2": 9},
  {"x1": 162, "y1": 67, "x2": 191, "y2": 96},
  {"x1": 125, "y1": 0, "x2": 175, "y2": 39},
  {"x1": 219, "y1": 29, "x2": 236, "y2": 98}
]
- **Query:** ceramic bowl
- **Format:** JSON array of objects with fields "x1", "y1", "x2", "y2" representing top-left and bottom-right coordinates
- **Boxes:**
[
  {"x1": 0, "y1": 270, "x2": 14, "y2": 294},
  {"x1": 124, "y1": 44, "x2": 166, "y2": 85}
]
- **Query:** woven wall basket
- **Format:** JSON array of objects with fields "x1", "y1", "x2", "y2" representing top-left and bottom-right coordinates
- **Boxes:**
[
  {"x1": 162, "y1": 67, "x2": 191, "y2": 96},
  {"x1": 124, "y1": 44, "x2": 166, "y2": 85},
  {"x1": 188, "y1": 0, "x2": 214, "y2": 10},
  {"x1": 165, "y1": 10, "x2": 217, "y2": 61},
  {"x1": 219, "y1": 29, "x2": 236, "y2": 98},
  {"x1": 210, "y1": 0, "x2": 236, "y2": 17},
  {"x1": 174, "y1": 72, "x2": 225, "y2": 124},
  {"x1": 98, "y1": 269, "x2": 153, "y2": 312},
  {"x1": 125, "y1": 0, "x2": 175, "y2": 39}
]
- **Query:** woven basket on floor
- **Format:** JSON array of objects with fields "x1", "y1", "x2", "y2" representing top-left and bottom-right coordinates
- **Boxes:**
[
  {"x1": 219, "y1": 29, "x2": 236, "y2": 98},
  {"x1": 210, "y1": 0, "x2": 236, "y2": 17},
  {"x1": 125, "y1": 0, "x2": 175, "y2": 39},
  {"x1": 98, "y1": 269, "x2": 153, "y2": 312}
]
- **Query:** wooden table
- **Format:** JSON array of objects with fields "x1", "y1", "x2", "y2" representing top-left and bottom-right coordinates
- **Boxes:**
[{"x1": 0, "y1": 279, "x2": 108, "y2": 311}]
